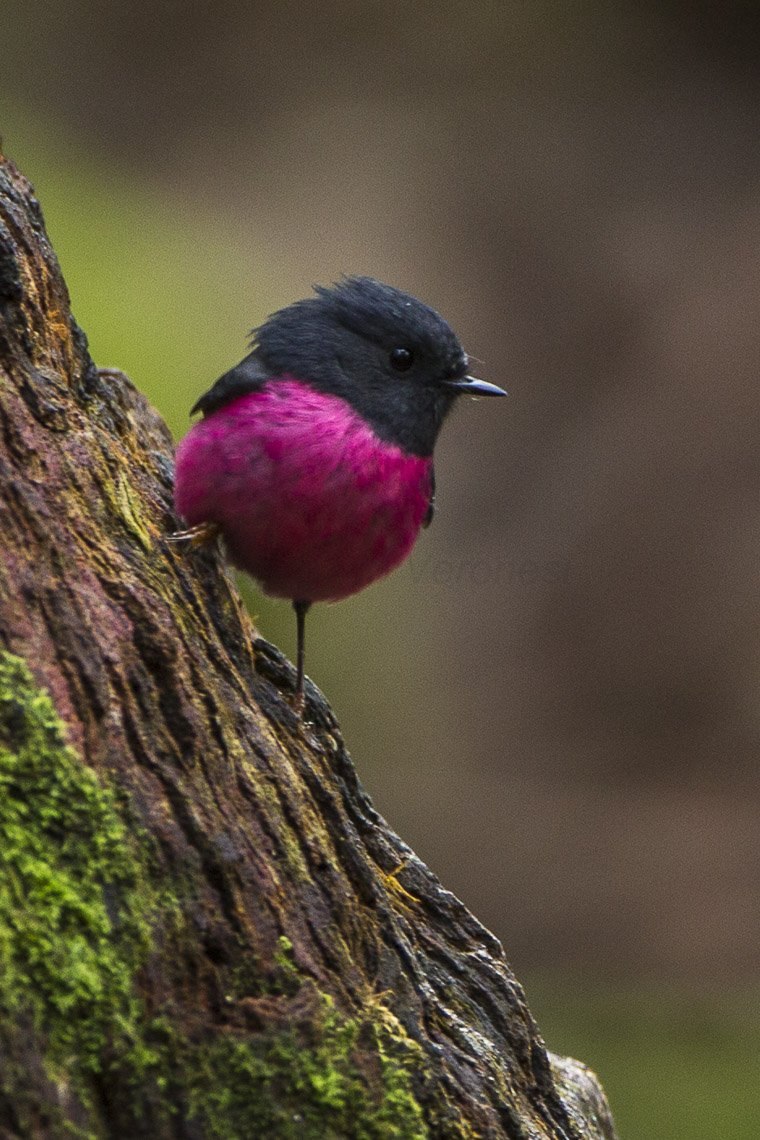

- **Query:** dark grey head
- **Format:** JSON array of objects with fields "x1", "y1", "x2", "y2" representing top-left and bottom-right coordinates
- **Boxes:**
[
  {"x1": 256, "y1": 277, "x2": 506, "y2": 456},
  {"x1": 194, "y1": 277, "x2": 505, "y2": 457}
]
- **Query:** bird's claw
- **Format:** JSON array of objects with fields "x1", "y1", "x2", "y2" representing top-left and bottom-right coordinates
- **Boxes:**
[{"x1": 167, "y1": 521, "x2": 221, "y2": 547}]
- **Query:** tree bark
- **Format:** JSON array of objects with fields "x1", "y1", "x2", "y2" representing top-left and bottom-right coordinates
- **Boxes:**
[{"x1": 0, "y1": 149, "x2": 618, "y2": 1140}]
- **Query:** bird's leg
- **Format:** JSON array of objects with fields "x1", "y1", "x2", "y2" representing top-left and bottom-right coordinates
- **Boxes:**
[
  {"x1": 292, "y1": 600, "x2": 311, "y2": 716},
  {"x1": 167, "y1": 521, "x2": 221, "y2": 547}
]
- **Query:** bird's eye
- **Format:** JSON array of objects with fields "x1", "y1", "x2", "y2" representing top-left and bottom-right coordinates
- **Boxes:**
[{"x1": 389, "y1": 347, "x2": 414, "y2": 372}]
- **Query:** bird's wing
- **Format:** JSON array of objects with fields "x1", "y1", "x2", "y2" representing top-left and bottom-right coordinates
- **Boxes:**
[
  {"x1": 190, "y1": 353, "x2": 271, "y2": 416},
  {"x1": 423, "y1": 466, "x2": 436, "y2": 528}
]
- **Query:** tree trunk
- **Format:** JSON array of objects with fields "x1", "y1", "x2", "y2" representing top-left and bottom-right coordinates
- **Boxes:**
[{"x1": 0, "y1": 149, "x2": 618, "y2": 1140}]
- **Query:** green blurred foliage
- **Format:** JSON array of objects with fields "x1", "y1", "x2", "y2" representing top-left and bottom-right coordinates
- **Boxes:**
[
  {"x1": 3, "y1": 106, "x2": 285, "y2": 439},
  {"x1": 528, "y1": 976, "x2": 760, "y2": 1140}
]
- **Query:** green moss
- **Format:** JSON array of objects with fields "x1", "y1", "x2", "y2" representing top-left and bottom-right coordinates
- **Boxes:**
[
  {"x1": 0, "y1": 654, "x2": 160, "y2": 1090},
  {"x1": 0, "y1": 652, "x2": 431, "y2": 1137},
  {"x1": 272, "y1": 934, "x2": 301, "y2": 992},
  {"x1": 187, "y1": 992, "x2": 428, "y2": 1140},
  {"x1": 192, "y1": 939, "x2": 428, "y2": 1138}
]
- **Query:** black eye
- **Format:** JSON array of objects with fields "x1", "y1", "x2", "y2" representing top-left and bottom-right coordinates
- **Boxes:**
[{"x1": 389, "y1": 347, "x2": 414, "y2": 372}]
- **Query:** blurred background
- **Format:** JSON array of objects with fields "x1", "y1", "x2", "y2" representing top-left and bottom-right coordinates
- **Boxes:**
[{"x1": 3, "y1": 3, "x2": 760, "y2": 1135}]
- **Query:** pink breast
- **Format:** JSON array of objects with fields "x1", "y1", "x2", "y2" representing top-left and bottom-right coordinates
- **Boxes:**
[{"x1": 174, "y1": 379, "x2": 432, "y2": 602}]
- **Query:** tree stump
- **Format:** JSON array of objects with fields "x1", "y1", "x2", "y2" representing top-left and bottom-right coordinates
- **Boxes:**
[{"x1": 0, "y1": 149, "x2": 618, "y2": 1140}]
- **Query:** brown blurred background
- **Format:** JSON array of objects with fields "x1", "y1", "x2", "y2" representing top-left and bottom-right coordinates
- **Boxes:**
[{"x1": 3, "y1": 4, "x2": 760, "y2": 1135}]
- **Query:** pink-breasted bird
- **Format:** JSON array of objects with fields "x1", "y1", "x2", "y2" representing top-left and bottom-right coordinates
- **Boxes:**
[{"x1": 173, "y1": 276, "x2": 506, "y2": 713}]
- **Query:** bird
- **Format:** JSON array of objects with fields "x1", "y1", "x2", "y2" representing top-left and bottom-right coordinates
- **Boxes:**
[{"x1": 172, "y1": 276, "x2": 506, "y2": 715}]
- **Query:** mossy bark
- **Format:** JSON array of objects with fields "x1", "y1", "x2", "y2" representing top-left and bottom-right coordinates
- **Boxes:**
[{"x1": 0, "y1": 150, "x2": 618, "y2": 1140}]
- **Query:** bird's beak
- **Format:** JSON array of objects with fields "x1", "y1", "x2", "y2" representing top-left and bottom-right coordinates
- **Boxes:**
[{"x1": 445, "y1": 374, "x2": 508, "y2": 397}]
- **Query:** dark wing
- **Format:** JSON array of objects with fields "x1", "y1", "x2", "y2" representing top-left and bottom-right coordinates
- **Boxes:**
[
  {"x1": 190, "y1": 352, "x2": 271, "y2": 417},
  {"x1": 423, "y1": 466, "x2": 436, "y2": 528}
]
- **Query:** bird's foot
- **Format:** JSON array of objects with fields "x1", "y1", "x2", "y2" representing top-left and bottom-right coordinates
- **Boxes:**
[
  {"x1": 290, "y1": 688, "x2": 306, "y2": 719},
  {"x1": 167, "y1": 521, "x2": 221, "y2": 547},
  {"x1": 380, "y1": 860, "x2": 420, "y2": 906}
]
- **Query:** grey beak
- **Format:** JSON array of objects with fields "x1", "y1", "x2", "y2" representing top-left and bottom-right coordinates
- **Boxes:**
[{"x1": 445, "y1": 374, "x2": 508, "y2": 397}]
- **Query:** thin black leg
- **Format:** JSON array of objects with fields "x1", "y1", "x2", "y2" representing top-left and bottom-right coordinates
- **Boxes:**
[{"x1": 293, "y1": 600, "x2": 311, "y2": 715}]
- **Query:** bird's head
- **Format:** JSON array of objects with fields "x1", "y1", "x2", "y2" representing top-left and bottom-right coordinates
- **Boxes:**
[{"x1": 254, "y1": 276, "x2": 505, "y2": 456}]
